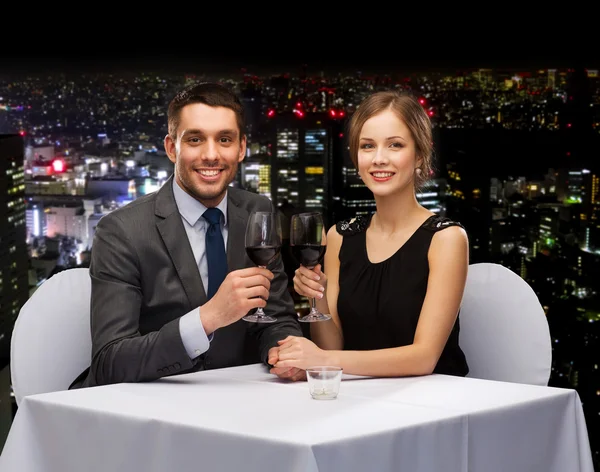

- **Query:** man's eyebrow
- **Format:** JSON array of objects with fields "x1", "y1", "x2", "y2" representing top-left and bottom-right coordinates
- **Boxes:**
[
  {"x1": 218, "y1": 129, "x2": 239, "y2": 136},
  {"x1": 181, "y1": 128, "x2": 239, "y2": 137},
  {"x1": 181, "y1": 128, "x2": 205, "y2": 136}
]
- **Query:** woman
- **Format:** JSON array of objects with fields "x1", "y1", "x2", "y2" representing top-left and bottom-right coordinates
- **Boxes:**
[{"x1": 271, "y1": 90, "x2": 470, "y2": 378}]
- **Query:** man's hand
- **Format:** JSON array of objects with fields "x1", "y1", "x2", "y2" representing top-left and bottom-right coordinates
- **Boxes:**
[
  {"x1": 267, "y1": 346, "x2": 306, "y2": 381},
  {"x1": 201, "y1": 267, "x2": 274, "y2": 334}
]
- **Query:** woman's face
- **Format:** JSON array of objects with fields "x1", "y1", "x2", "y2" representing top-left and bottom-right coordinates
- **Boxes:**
[{"x1": 357, "y1": 109, "x2": 418, "y2": 197}]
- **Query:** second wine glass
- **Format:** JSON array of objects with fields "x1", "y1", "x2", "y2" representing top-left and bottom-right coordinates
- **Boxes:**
[
  {"x1": 243, "y1": 211, "x2": 281, "y2": 323},
  {"x1": 290, "y1": 212, "x2": 331, "y2": 322}
]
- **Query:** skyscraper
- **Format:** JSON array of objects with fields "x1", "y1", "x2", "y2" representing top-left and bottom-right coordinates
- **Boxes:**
[
  {"x1": 0, "y1": 134, "x2": 28, "y2": 368},
  {"x1": 266, "y1": 111, "x2": 345, "y2": 227},
  {"x1": 564, "y1": 68, "x2": 593, "y2": 133}
]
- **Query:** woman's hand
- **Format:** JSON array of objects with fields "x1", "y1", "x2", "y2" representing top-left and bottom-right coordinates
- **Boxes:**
[
  {"x1": 273, "y1": 335, "x2": 333, "y2": 370},
  {"x1": 293, "y1": 264, "x2": 327, "y2": 301}
]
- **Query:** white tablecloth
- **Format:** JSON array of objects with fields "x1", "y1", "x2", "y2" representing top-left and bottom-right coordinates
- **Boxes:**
[{"x1": 0, "y1": 364, "x2": 594, "y2": 472}]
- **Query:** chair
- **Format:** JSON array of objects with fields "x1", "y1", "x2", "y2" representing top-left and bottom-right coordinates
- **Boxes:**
[
  {"x1": 11, "y1": 268, "x2": 92, "y2": 405},
  {"x1": 458, "y1": 262, "x2": 552, "y2": 386}
]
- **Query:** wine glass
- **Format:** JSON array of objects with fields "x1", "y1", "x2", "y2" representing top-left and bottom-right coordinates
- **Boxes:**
[
  {"x1": 243, "y1": 211, "x2": 282, "y2": 323},
  {"x1": 290, "y1": 212, "x2": 331, "y2": 322}
]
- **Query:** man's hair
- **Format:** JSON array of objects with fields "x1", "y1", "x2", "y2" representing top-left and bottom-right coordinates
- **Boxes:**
[{"x1": 167, "y1": 82, "x2": 246, "y2": 140}]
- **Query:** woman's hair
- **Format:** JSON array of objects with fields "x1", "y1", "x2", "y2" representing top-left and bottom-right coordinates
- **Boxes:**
[{"x1": 347, "y1": 90, "x2": 434, "y2": 190}]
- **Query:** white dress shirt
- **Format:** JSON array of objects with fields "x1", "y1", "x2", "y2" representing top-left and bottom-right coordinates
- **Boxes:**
[{"x1": 172, "y1": 179, "x2": 229, "y2": 359}]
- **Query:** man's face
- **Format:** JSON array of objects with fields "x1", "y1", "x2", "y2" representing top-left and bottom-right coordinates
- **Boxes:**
[{"x1": 164, "y1": 103, "x2": 246, "y2": 207}]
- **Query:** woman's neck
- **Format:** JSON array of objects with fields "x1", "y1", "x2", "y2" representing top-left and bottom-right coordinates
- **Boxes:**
[{"x1": 372, "y1": 190, "x2": 429, "y2": 235}]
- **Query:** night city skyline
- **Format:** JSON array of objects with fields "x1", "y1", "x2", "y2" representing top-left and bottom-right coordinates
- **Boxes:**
[{"x1": 1, "y1": 57, "x2": 599, "y2": 467}]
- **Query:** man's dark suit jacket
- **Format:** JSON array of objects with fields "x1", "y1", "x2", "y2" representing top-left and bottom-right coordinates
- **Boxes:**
[{"x1": 71, "y1": 177, "x2": 302, "y2": 389}]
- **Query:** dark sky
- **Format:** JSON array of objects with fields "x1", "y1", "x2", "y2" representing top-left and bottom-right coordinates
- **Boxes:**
[
  {"x1": 0, "y1": 32, "x2": 592, "y2": 76},
  {"x1": 1, "y1": 11, "x2": 592, "y2": 75},
  {"x1": 1, "y1": 51, "x2": 591, "y2": 76}
]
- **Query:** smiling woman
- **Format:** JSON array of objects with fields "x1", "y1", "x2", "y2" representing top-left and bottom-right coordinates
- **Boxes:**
[{"x1": 273, "y1": 90, "x2": 471, "y2": 380}]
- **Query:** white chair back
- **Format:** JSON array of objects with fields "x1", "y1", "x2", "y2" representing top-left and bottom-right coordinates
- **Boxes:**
[
  {"x1": 458, "y1": 262, "x2": 552, "y2": 386},
  {"x1": 11, "y1": 268, "x2": 92, "y2": 405}
]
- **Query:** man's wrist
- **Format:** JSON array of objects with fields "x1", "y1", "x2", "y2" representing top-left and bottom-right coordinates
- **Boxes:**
[
  {"x1": 200, "y1": 305, "x2": 218, "y2": 335},
  {"x1": 179, "y1": 309, "x2": 211, "y2": 359}
]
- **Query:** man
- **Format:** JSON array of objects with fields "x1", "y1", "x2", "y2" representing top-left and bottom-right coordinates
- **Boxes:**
[{"x1": 71, "y1": 82, "x2": 304, "y2": 388}]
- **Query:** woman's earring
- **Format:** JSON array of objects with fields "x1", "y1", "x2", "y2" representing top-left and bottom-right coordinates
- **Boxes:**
[{"x1": 415, "y1": 168, "x2": 422, "y2": 176}]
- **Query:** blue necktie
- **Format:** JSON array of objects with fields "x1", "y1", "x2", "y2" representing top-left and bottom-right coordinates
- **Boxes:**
[{"x1": 203, "y1": 208, "x2": 228, "y2": 299}]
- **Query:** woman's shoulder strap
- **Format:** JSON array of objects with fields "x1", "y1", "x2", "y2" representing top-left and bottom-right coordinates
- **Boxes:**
[
  {"x1": 335, "y1": 214, "x2": 372, "y2": 236},
  {"x1": 422, "y1": 214, "x2": 465, "y2": 232}
]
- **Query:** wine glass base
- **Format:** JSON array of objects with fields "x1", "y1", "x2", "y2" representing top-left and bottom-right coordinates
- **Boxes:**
[
  {"x1": 298, "y1": 312, "x2": 331, "y2": 323},
  {"x1": 243, "y1": 314, "x2": 277, "y2": 323}
]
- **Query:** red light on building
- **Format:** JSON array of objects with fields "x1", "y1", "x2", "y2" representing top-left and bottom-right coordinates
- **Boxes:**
[
  {"x1": 52, "y1": 159, "x2": 65, "y2": 173},
  {"x1": 293, "y1": 109, "x2": 304, "y2": 118},
  {"x1": 428, "y1": 110, "x2": 434, "y2": 117},
  {"x1": 329, "y1": 109, "x2": 337, "y2": 117},
  {"x1": 19, "y1": 130, "x2": 26, "y2": 136},
  {"x1": 339, "y1": 111, "x2": 345, "y2": 117},
  {"x1": 419, "y1": 98, "x2": 426, "y2": 105},
  {"x1": 267, "y1": 109, "x2": 275, "y2": 117}
]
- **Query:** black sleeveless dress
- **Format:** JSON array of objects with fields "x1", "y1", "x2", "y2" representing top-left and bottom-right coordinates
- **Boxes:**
[{"x1": 336, "y1": 213, "x2": 469, "y2": 377}]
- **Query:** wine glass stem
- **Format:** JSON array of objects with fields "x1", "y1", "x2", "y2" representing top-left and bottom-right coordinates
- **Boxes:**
[
  {"x1": 310, "y1": 297, "x2": 317, "y2": 313},
  {"x1": 257, "y1": 265, "x2": 267, "y2": 317}
]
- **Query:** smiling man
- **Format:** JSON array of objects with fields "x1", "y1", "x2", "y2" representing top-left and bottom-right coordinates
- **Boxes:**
[{"x1": 71, "y1": 83, "x2": 304, "y2": 389}]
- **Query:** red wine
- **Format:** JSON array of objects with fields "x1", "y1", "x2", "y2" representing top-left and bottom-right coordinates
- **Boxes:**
[
  {"x1": 246, "y1": 245, "x2": 281, "y2": 267},
  {"x1": 291, "y1": 244, "x2": 326, "y2": 268}
]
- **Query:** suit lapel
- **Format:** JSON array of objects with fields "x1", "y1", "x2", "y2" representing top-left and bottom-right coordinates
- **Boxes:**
[
  {"x1": 155, "y1": 177, "x2": 206, "y2": 310},
  {"x1": 227, "y1": 190, "x2": 249, "y2": 271}
]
